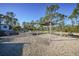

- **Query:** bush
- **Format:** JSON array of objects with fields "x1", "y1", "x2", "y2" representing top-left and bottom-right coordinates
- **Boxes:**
[
  {"x1": 0, "y1": 30, "x2": 6, "y2": 36},
  {"x1": 12, "y1": 26, "x2": 21, "y2": 32}
]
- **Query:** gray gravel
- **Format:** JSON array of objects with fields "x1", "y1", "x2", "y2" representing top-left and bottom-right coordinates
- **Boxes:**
[{"x1": 0, "y1": 32, "x2": 79, "y2": 56}]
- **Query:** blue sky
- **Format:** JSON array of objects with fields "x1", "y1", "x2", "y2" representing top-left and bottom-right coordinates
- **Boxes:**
[{"x1": 0, "y1": 3, "x2": 77, "y2": 25}]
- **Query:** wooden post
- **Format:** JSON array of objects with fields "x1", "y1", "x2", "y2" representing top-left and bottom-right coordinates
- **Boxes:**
[{"x1": 49, "y1": 20, "x2": 51, "y2": 41}]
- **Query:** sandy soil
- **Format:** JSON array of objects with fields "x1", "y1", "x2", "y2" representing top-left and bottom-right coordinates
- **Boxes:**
[{"x1": 0, "y1": 32, "x2": 79, "y2": 56}]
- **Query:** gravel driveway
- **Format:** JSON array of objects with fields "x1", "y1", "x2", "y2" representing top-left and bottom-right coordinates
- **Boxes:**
[{"x1": 0, "y1": 32, "x2": 79, "y2": 56}]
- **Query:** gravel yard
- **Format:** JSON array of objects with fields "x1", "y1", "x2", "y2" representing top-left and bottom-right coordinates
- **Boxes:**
[{"x1": 0, "y1": 32, "x2": 79, "y2": 56}]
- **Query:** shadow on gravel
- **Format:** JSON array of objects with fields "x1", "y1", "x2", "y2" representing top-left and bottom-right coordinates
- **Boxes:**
[
  {"x1": 0, "y1": 37, "x2": 13, "y2": 43},
  {"x1": 69, "y1": 35, "x2": 79, "y2": 38},
  {"x1": 0, "y1": 43, "x2": 24, "y2": 56}
]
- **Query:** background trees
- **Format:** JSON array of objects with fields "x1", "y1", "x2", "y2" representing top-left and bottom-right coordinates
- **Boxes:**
[
  {"x1": 21, "y1": 4, "x2": 79, "y2": 33},
  {"x1": 1, "y1": 4, "x2": 79, "y2": 33},
  {"x1": 0, "y1": 12, "x2": 21, "y2": 32},
  {"x1": 68, "y1": 3, "x2": 79, "y2": 32},
  {"x1": 0, "y1": 14, "x2": 4, "y2": 24}
]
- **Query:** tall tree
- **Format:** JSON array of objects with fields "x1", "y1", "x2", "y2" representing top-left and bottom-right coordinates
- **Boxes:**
[
  {"x1": 3, "y1": 15, "x2": 11, "y2": 25},
  {"x1": 68, "y1": 15, "x2": 75, "y2": 27},
  {"x1": 69, "y1": 4, "x2": 79, "y2": 26},
  {"x1": 6, "y1": 12, "x2": 15, "y2": 18},
  {"x1": 6, "y1": 12, "x2": 16, "y2": 26},
  {"x1": 45, "y1": 4, "x2": 60, "y2": 40},
  {"x1": 0, "y1": 14, "x2": 4, "y2": 24},
  {"x1": 58, "y1": 13, "x2": 67, "y2": 32}
]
